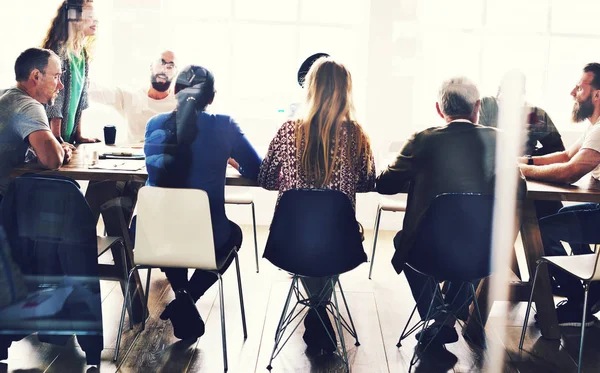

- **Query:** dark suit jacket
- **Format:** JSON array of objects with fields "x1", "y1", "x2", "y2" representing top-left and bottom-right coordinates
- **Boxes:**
[{"x1": 376, "y1": 120, "x2": 525, "y2": 274}]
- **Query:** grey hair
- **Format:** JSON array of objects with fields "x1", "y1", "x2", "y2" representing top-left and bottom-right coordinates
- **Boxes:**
[{"x1": 437, "y1": 76, "x2": 480, "y2": 118}]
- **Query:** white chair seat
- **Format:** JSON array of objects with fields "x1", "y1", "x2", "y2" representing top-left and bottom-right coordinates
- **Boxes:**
[
  {"x1": 225, "y1": 193, "x2": 254, "y2": 205},
  {"x1": 521, "y1": 245, "x2": 600, "y2": 373},
  {"x1": 225, "y1": 192, "x2": 260, "y2": 272},
  {"x1": 379, "y1": 199, "x2": 407, "y2": 212},
  {"x1": 545, "y1": 254, "x2": 598, "y2": 281},
  {"x1": 369, "y1": 198, "x2": 407, "y2": 279}
]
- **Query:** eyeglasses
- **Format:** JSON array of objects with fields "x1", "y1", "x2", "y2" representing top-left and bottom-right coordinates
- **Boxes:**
[{"x1": 154, "y1": 59, "x2": 176, "y2": 71}]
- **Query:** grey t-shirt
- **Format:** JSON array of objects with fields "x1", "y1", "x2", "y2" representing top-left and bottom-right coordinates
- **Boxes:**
[{"x1": 0, "y1": 87, "x2": 51, "y2": 195}]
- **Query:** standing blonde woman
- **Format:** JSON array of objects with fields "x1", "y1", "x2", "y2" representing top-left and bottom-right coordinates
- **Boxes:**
[
  {"x1": 42, "y1": 0, "x2": 99, "y2": 145},
  {"x1": 258, "y1": 57, "x2": 375, "y2": 354}
]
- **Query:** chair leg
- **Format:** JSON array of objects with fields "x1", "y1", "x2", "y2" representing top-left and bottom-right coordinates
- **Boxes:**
[
  {"x1": 234, "y1": 253, "x2": 248, "y2": 339},
  {"x1": 114, "y1": 266, "x2": 138, "y2": 362},
  {"x1": 217, "y1": 274, "x2": 228, "y2": 372},
  {"x1": 368, "y1": 207, "x2": 383, "y2": 280},
  {"x1": 578, "y1": 283, "x2": 590, "y2": 373},
  {"x1": 251, "y1": 202, "x2": 259, "y2": 273},
  {"x1": 410, "y1": 282, "x2": 444, "y2": 372},
  {"x1": 519, "y1": 261, "x2": 542, "y2": 350},
  {"x1": 268, "y1": 277, "x2": 298, "y2": 371},
  {"x1": 464, "y1": 283, "x2": 487, "y2": 345},
  {"x1": 398, "y1": 276, "x2": 435, "y2": 347},
  {"x1": 118, "y1": 241, "x2": 134, "y2": 330},
  {"x1": 142, "y1": 269, "x2": 152, "y2": 331},
  {"x1": 331, "y1": 278, "x2": 350, "y2": 372},
  {"x1": 336, "y1": 279, "x2": 360, "y2": 346}
]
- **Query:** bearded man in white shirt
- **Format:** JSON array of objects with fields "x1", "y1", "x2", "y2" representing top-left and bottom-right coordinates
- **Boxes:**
[
  {"x1": 89, "y1": 50, "x2": 178, "y2": 143},
  {"x1": 519, "y1": 62, "x2": 600, "y2": 327}
]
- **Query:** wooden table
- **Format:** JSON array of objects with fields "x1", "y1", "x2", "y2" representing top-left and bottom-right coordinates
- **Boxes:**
[
  {"x1": 10, "y1": 144, "x2": 257, "y2": 323},
  {"x1": 10, "y1": 143, "x2": 257, "y2": 186},
  {"x1": 516, "y1": 177, "x2": 600, "y2": 340}
]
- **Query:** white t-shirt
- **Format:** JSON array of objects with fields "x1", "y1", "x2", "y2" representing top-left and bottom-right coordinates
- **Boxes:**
[
  {"x1": 572, "y1": 119, "x2": 600, "y2": 180},
  {"x1": 89, "y1": 86, "x2": 176, "y2": 143}
]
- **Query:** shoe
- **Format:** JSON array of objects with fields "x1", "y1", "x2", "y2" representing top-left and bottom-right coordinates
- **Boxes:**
[
  {"x1": 414, "y1": 344, "x2": 458, "y2": 371},
  {"x1": 303, "y1": 307, "x2": 337, "y2": 354},
  {"x1": 535, "y1": 300, "x2": 597, "y2": 327},
  {"x1": 160, "y1": 289, "x2": 205, "y2": 340},
  {"x1": 415, "y1": 324, "x2": 459, "y2": 345}
]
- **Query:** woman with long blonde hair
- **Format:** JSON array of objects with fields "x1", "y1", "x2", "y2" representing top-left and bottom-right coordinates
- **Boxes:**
[
  {"x1": 258, "y1": 57, "x2": 375, "y2": 354},
  {"x1": 42, "y1": 0, "x2": 99, "y2": 145}
]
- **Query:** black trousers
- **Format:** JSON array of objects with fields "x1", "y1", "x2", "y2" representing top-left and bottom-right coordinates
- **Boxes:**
[{"x1": 162, "y1": 221, "x2": 243, "y2": 302}]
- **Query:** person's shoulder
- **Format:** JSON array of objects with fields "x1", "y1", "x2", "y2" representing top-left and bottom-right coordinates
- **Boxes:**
[
  {"x1": 147, "y1": 112, "x2": 174, "y2": 128},
  {"x1": 3, "y1": 88, "x2": 44, "y2": 113},
  {"x1": 481, "y1": 96, "x2": 497, "y2": 105},
  {"x1": 279, "y1": 120, "x2": 297, "y2": 131}
]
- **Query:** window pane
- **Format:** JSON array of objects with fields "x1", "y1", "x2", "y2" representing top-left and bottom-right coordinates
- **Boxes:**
[
  {"x1": 418, "y1": 0, "x2": 483, "y2": 30},
  {"x1": 485, "y1": 0, "x2": 548, "y2": 33},
  {"x1": 480, "y1": 34, "x2": 548, "y2": 105},
  {"x1": 230, "y1": 24, "x2": 297, "y2": 119},
  {"x1": 114, "y1": 0, "x2": 161, "y2": 10},
  {"x1": 235, "y1": 0, "x2": 299, "y2": 22},
  {"x1": 551, "y1": 0, "x2": 600, "y2": 35},
  {"x1": 415, "y1": 31, "x2": 482, "y2": 127},
  {"x1": 300, "y1": 0, "x2": 369, "y2": 25},
  {"x1": 546, "y1": 37, "x2": 598, "y2": 125},
  {"x1": 164, "y1": 0, "x2": 232, "y2": 19}
]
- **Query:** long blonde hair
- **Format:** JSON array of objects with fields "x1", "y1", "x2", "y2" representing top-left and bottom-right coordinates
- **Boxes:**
[
  {"x1": 296, "y1": 57, "x2": 371, "y2": 187},
  {"x1": 42, "y1": 0, "x2": 96, "y2": 59}
]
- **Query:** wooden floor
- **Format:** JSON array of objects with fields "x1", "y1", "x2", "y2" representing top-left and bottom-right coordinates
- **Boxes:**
[{"x1": 2, "y1": 226, "x2": 600, "y2": 373}]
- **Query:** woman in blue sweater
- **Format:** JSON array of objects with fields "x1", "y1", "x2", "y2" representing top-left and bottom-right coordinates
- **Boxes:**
[{"x1": 144, "y1": 65, "x2": 261, "y2": 340}]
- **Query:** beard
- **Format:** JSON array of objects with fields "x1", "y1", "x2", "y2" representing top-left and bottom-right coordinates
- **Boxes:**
[
  {"x1": 572, "y1": 94, "x2": 595, "y2": 122},
  {"x1": 152, "y1": 81, "x2": 171, "y2": 92}
]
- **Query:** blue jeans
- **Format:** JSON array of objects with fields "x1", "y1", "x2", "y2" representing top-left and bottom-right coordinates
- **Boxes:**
[{"x1": 540, "y1": 203, "x2": 600, "y2": 304}]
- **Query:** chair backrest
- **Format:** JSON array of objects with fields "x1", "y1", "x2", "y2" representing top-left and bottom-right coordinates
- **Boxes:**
[
  {"x1": 0, "y1": 175, "x2": 98, "y2": 277},
  {"x1": 263, "y1": 189, "x2": 367, "y2": 277},
  {"x1": 134, "y1": 186, "x2": 217, "y2": 269},
  {"x1": 406, "y1": 193, "x2": 495, "y2": 282}
]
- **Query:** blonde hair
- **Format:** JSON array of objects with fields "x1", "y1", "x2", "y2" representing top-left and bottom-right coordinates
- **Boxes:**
[
  {"x1": 42, "y1": 0, "x2": 96, "y2": 60},
  {"x1": 296, "y1": 57, "x2": 372, "y2": 187}
]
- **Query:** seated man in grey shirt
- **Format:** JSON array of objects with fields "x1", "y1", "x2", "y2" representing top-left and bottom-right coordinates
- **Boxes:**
[{"x1": 0, "y1": 47, "x2": 72, "y2": 200}]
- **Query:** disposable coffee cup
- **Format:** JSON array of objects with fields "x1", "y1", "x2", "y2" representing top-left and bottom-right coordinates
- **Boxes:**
[{"x1": 104, "y1": 125, "x2": 116, "y2": 145}]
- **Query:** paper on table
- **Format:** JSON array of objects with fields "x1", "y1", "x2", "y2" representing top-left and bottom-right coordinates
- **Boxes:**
[
  {"x1": 88, "y1": 160, "x2": 145, "y2": 171},
  {"x1": 0, "y1": 286, "x2": 74, "y2": 320}
]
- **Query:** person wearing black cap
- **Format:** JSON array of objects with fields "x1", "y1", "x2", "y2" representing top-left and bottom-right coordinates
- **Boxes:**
[
  {"x1": 144, "y1": 65, "x2": 261, "y2": 340},
  {"x1": 285, "y1": 52, "x2": 330, "y2": 119}
]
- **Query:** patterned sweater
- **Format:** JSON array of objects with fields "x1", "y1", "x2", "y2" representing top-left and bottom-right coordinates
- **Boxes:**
[
  {"x1": 45, "y1": 50, "x2": 90, "y2": 142},
  {"x1": 258, "y1": 120, "x2": 376, "y2": 208}
]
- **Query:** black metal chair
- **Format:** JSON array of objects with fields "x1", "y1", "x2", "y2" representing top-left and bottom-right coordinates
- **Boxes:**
[
  {"x1": 263, "y1": 189, "x2": 367, "y2": 372},
  {"x1": 0, "y1": 175, "x2": 127, "y2": 365},
  {"x1": 395, "y1": 193, "x2": 496, "y2": 371}
]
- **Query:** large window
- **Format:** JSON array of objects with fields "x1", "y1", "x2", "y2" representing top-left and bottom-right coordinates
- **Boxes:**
[
  {"x1": 1, "y1": 0, "x2": 598, "y2": 153},
  {"x1": 398, "y1": 0, "x2": 597, "y2": 134}
]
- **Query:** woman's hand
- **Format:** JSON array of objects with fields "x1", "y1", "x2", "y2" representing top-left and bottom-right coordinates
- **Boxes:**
[{"x1": 228, "y1": 158, "x2": 240, "y2": 170}]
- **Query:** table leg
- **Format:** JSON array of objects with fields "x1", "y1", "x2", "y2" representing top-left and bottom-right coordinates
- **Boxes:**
[{"x1": 521, "y1": 199, "x2": 560, "y2": 340}]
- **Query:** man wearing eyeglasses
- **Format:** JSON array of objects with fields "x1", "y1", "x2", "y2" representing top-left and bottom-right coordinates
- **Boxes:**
[{"x1": 89, "y1": 50, "x2": 178, "y2": 143}]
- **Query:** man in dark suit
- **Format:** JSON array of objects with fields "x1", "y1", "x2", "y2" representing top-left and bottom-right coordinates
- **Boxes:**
[{"x1": 376, "y1": 76, "x2": 521, "y2": 346}]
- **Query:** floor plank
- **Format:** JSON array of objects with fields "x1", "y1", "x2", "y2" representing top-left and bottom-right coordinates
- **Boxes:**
[{"x1": 5, "y1": 225, "x2": 593, "y2": 372}]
